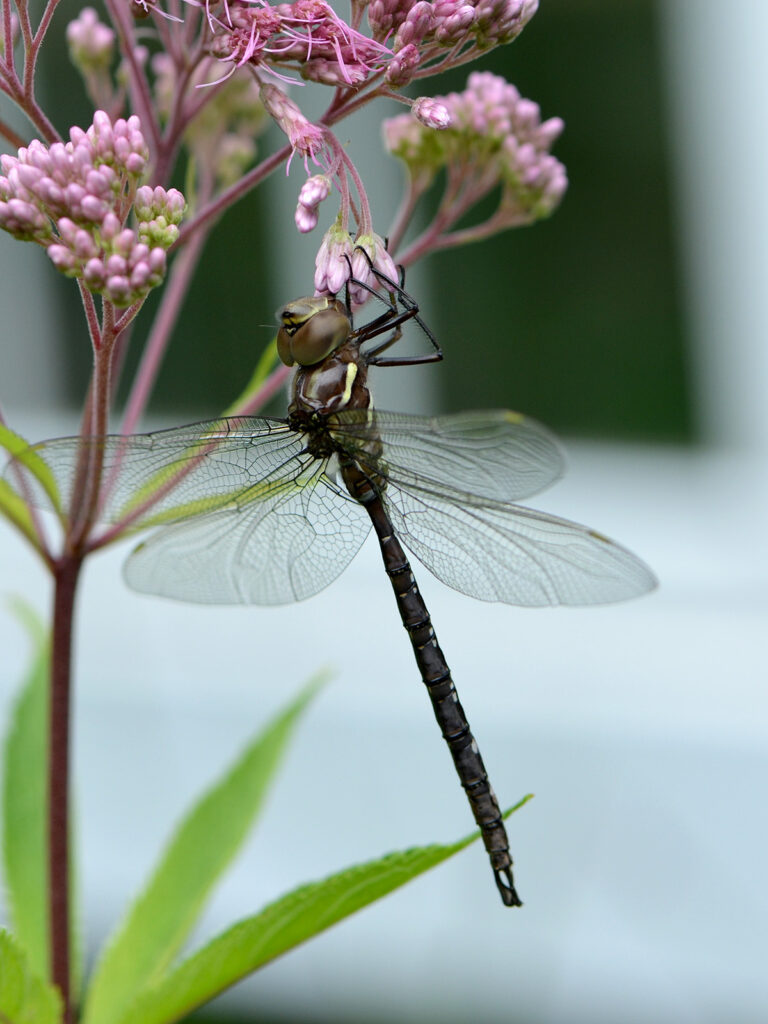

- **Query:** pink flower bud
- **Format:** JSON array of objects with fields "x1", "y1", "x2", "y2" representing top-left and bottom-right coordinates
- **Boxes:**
[
  {"x1": 16, "y1": 164, "x2": 43, "y2": 191},
  {"x1": 0, "y1": 198, "x2": 48, "y2": 238},
  {"x1": 295, "y1": 175, "x2": 332, "y2": 233},
  {"x1": 314, "y1": 225, "x2": 354, "y2": 296},
  {"x1": 47, "y1": 244, "x2": 78, "y2": 272},
  {"x1": 72, "y1": 228, "x2": 98, "y2": 258},
  {"x1": 38, "y1": 179, "x2": 64, "y2": 208},
  {"x1": 105, "y1": 275, "x2": 131, "y2": 302},
  {"x1": 295, "y1": 204, "x2": 319, "y2": 234},
  {"x1": 412, "y1": 96, "x2": 452, "y2": 130},
  {"x1": 56, "y1": 218, "x2": 79, "y2": 245},
  {"x1": 80, "y1": 194, "x2": 109, "y2": 221},
  {"x1": 130, "y1": 262, "x2": 152, "y2": 289},
  {"x1": 348, "y1": 233, "x2": 398, "y2": 306},
  {"x1": 148, "y1": 247, "x2": 166, "y2": 273},
  {"x1": 26, "y1": 142, "x2": 53, "y2": 173},
  {"x1": 105, "y1": 253, "x2": 128, "y2": 276},
  {"x1": 536, "y1": 116, "x2": 564, "y2": 147},
  {"x1": 66, "y1": 7, "x2": 115, "y2": 71},
  {"x1": 134, "y1": 185, "x2": 153, "y2": 217},
  {"x1": 298, "y1": 174, "x2": 332, "y2": 208},
  {"x1": 85, "y1": 168, "x2": 114, "y2": 196},
  {"x1": 165, "y1": 188, "x2": 186, "y2": 219},
  {"x1": 124, "y1": 153, "x2": 146, "y2": 176},
  {"x1": 113, "y1": 229, "x2": 136, "y2": 256},
  {"x1": 131, "y1": 242, "x2": 150, "y2": 264},
  {"x1": 83, "y1": 258, "x2": 106, "y2": 286},
  {"x1": 433, "y1": 0, "x2": 475, "y2": 44},
  {"x1": 385, "y1": 42, "x2": 420, "y2": 86},
  {"x1": 394, "y1": 1, "x2": 434, "y2": 49},
  {"x1": 100, "y1": 212, "x2": 121, "y2": 240}
]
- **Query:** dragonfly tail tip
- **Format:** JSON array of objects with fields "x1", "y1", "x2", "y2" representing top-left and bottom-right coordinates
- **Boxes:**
[{"x1": 495, "y1": 868, "x2": 523, "y2": 908}]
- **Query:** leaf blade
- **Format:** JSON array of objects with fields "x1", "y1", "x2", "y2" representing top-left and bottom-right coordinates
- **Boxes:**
[
  {"x1": 114, "y1": 801, "x2": 531, "y2": 1024},
  {"x1": 82, "y1": 677, "x2": 325, "y2": 1024},
  {"x1": 0, "y1": 424, "x2": 62, "y2": 516},
  {"x1": 2, "y1": 607, "x2": 50, "y2": 981},
  {"x1": 0, "y1": 480, "x2": 38, "y2": 546},
  {"x1": 0, "y1": 930, "x2": 62, "y2": 1024}
]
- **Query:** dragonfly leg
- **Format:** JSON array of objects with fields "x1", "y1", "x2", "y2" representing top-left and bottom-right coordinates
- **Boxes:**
[{"x1": 341, "y1": 250, "x2": 443, "y2": 364}]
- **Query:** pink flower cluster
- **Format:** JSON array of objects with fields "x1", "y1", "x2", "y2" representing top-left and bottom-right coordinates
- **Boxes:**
[
  {"x1": 0, "y1": 112, "x2": 185, "y2": 306},
  {"x1": 370, "y1": 0, "x2": 538, "y2": 82},
  {"x1": 209, "y1": 0, "x2": 392, "y2": 87},
  {"x1": 384, "y1": 70, "x2": 567, "y2": 224}
]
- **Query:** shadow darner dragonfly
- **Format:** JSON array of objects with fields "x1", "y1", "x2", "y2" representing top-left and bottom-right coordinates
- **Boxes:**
[{"x1": 10, "y1": 266, "x2": 656, "y2": 906}]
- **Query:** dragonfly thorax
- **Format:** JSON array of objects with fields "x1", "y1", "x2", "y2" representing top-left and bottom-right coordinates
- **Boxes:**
[{"x1": 289, "y1": 340, "x2": 372, "y2": 418}]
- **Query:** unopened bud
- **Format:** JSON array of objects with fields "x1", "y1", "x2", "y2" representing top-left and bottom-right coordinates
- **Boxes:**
[{"x1": 412, "y1": 96, "x2": 452, "y2": 130}]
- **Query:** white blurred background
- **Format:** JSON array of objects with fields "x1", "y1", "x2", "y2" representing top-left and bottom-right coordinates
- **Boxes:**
[{"x1": 1, "y1": 1, "x2": 767, "y2": 1022}]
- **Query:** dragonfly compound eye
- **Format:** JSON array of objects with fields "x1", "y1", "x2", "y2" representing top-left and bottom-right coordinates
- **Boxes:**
[{"x1": 276, "y1": 298, "x2": 351, "y2": 367}]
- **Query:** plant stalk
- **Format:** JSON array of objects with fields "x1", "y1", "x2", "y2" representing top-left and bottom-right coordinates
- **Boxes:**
[{"x1": 49, "y1": 555, "x2": 82, "y2": 1024}]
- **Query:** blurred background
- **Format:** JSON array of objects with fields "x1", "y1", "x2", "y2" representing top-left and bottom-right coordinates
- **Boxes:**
[{"x1": 1, "y1": 0, "x2": 767, "y2": 1022}]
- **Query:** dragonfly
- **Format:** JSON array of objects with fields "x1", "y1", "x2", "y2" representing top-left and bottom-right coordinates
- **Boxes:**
[{"x1": 8, "y1": 263, "x2": 657, "y2": 906}]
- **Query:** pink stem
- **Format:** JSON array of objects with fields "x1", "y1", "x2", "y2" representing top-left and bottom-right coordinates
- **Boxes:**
[
  {"x1": 232, "y1": 363, "x2": 291, "y2": 416},
  {"x1": 174, "y1": 140, "x2": 293, "y2": 248},
  {"x1": 103, "y1": 0, "x2": 161, "y2": 156},
  {"x1": 120, "y1": 225, "x2": 209, "y2": 437},
  {"x1": 48, "y1": 553, "x2": 81, "y2": 1024},
  {"x1": 386, "y1": 179, "x2": 422, "y2": 258},
  {"x1": 0, "y1": 117, "x2": 26, "y2": 149}
]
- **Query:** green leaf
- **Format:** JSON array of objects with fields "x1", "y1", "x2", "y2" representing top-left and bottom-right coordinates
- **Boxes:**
[
  {"x1": 0, "y1": 481, "x2": 38, "y2": 547},
  {"x1": 82, "y1": 676, "x2": 326, "y2": 1024},
  {"x1": 2, "y1": 605, "x2": 50, "y2": 981},
  {"x1": 0, "y1": 930, "x2": 62, "y2": 1024},
  {"x1": 114, "y1": 797, "x2": 532, "y2": 1024},
  {"x1": 0, "y1": 424, "x2": 61, "y2": 516}
]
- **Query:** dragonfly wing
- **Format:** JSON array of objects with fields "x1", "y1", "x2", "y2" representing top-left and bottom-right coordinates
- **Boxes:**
[
  {"x1": 8, "y1": 417, "x2": 300, "y2": 527},
  {"x1": 330, "y1": 409, "x2": 565, "y2": 502},
  {"x1": 123, "y1": 458, "x2": 371, "y2": 605},
  {"x1": 381, "y1": 481, "x2": 657, "y2": 606}
]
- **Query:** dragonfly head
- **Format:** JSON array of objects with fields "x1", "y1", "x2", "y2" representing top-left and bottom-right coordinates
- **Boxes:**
[{"x1": 276, "y1": 296, "x2": 351, "y2": 367}]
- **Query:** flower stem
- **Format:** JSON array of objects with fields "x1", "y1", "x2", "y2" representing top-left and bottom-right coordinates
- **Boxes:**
[
  {"x1": 49, "y1": 554, "x2": 82, "y2": 1024},
  {"x1": 120, "y1": 223, "x2": 209, "y2": 437}
]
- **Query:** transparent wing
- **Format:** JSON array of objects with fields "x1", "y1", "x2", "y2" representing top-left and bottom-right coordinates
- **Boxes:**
[
  {"x1": 381, "y1": 479, "x2": 657, "y2": 606},
  {"x1": 327, "y1": 409, "x2": 653, "y2": 605},
  {"x1": 123, "y1": 458, "x2": 370, "y2": 605},
  {"x1": 8, "y1": 416, "x2": 371, "y2": 605},
  {"x1": 9, "y1": 417, "x2": 303, "y2": 528},
  {"x1": 329, "y1": 409, "x2": 565, "y2": 503}
]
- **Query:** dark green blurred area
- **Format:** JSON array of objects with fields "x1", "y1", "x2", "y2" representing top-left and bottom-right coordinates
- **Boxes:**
[
  {"x1": 45, "y1": 0, "x2": 690, "y2": 441},
  {"x1": 426, "y1": 0, "x2": 691, "y2": 441}
]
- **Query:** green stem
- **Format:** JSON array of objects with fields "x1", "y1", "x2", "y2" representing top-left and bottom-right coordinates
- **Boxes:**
[{"x1": 49, "y1": 555, "x2": 82, "y2": 1024}]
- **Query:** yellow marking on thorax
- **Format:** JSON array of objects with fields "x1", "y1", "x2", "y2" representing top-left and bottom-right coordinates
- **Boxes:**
[{"x1": 340, "y1": 362, "x2": 358, "y2": 406}]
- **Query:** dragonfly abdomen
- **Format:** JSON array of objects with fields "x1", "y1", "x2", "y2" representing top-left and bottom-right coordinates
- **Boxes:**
[{"x1": 351, "y1": 472, "x2": 522, "y2": 907}]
